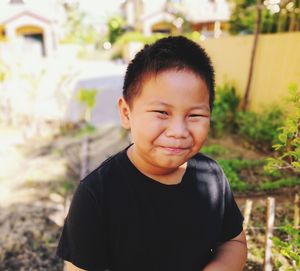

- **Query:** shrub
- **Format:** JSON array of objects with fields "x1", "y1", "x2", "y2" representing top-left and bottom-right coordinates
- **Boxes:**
[
  {"x1": 264, "y1": 84, "x2": 300, "y2": 174},
  {"x1": 211, "y1": 82, "x2": 240, "y2": 137},
  {"x1": 272, "y1": 225, "x2": 300, "y2": 270},
  {"x1": 113, "y1": 31, "x2": 204, "y2": 50},
  {"x1": 217, "y1": 159, "x2": 255, "y2": 192},
  {"x1": 264, "y1": 84, "x2": 300, "y2": 269},
  {"x1": 236, "y1": 106, "x2": 285, "y2": 152},
  {"x1": 201, "y1": 144, "x2": 229, "y2": 157},
  {"x1": 258, "y1": 177, "x2": 300, "y2": 191},
  {"x1": 114, "y1": 31, "x2": 166, "y2": 46}
]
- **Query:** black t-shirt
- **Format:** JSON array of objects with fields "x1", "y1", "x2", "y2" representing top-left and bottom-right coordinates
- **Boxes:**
[{"x1": 57, "y1": 145, "x2": 243, "y2": 271}]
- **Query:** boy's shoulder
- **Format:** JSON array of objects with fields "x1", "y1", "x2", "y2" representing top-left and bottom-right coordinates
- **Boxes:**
[
  {"x1": 190, "y1": 152, "x2": 231, "y2": 195},
  {"x1": 191, "y1": 152, "x2": 222, "y2": 173},
  {"x1": 79, "y1": 147, "x2": 129, "y2": 191}
]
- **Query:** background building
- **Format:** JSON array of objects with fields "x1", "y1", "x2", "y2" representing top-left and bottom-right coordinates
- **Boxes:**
[
  {"x1": 0, "y1": 0, "x2": 66, "y2": 57},
  {"x1": 121, "y1": 0, "x2": 230, "y2": 38}
]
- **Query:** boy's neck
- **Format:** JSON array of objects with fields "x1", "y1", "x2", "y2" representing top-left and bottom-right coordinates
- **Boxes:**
[{"x1": 127, "y1": 146, "x2": 187, "y2": 185}]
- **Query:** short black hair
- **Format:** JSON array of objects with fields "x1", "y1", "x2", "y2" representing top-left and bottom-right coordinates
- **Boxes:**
[{"x1": 123, "y1": 35, "x2": 215, "y2": 110}]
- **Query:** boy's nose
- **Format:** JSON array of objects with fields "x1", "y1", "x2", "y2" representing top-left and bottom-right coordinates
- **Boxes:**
[{"x1": 165, "y1": 118, "x2": 189, "y2": 139}]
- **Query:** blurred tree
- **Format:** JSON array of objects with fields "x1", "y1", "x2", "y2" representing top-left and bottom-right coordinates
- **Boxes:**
[
  {"x1": 287, "y1": 0, "x2": 300, "y2": 31},
  {"x1": 242, "y1": 0, "x2": 262, "y2": 110},
  {"x1": 62, "y1": 2, "x2": 98, "y2": 44},
  {"x1": 235, "y1": 0, "x2": 299, "y2": 109},
  {"x1": 229, "y1": 0, "x2": 257, "y2": 34},
  {"x1": 164, "y1": 0, "x2": 192, "y2": 33},
  {"x1": 107, "y1": 16, "x2": 126, "y2": 44},
  {"x1": 229, "y1": 0, "x2": 300, "y2": 34}
]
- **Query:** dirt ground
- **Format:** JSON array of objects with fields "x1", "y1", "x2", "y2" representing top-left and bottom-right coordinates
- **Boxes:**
[{"x1": 0, "y1": 126, "x2": 68, "y2": 270}]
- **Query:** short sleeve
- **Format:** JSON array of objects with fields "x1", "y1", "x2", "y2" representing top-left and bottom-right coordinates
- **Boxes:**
[
  {"x1": 56, "y1": 181, "x2": 109, "y2": 271},
  {"x1": 218, "y1": 168, "x2": 244, "y2": 242}
]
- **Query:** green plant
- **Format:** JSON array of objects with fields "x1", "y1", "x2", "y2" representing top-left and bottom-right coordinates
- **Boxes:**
[
  {"x1": 61, "y1": 3, "x2": 98, "y2": 45},
  {"x1": 211, "y1": 82, "x2": 240, "y2": 137},
  {"x1": 217, "y1": 159, "x2": 253, "y2": 192},
  {"x1": 217, "y1": 158, "x2": 264, "y2": 192},
  {"x1": 76, "y1": 88, "x2": 98, "y2": 122},
  {"x1": 219, "y1": 158, "x2": 262, "y2": 170},
  {"x1": 264, "y1": 84, "x2": 300, "y2": 174},
  {"x1": 264, "y1": 84, "x2": 300, "y2": 270},
  {"x1": 114, "y1": 31, "x2": 165, "y2": 46},
  {"x1": 56, "y1": 178, "x2": 77, "y2": 196},
  {"x1": 74, "y1": 123, "x2": 96, "y2": 138},
  {"x1": 272, "y1": 225, "x2": 300, "y2": 270},
  {"x1": 229, "y1": 0, "x2": 257, "y2": 35},
  {"x1": 107, "y1": 16, "x2": 126, "y2": 44},
  {"x1": 201, "y1": 144, "x2": 229, "y2": 157},
  {"x1": 258, "y1": 177, "x2": 300, "y2": 191},
  {"x1": 236, "y1": 106, "x2": 285, "y2": 152},
  {"x1": 183, "y1": 31, "x2": 202, "y2": 42}
]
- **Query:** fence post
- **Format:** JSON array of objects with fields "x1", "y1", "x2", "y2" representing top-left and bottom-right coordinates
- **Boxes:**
[
  {"x1": 294, "y1": 194, "x2": 299, "y2": 229},
  {"x1": 243, "y1": 199, "x2": 253, "y2": 231},
  {"x1": 263, "y1": 197, "x2": 275, "y2": 271}
]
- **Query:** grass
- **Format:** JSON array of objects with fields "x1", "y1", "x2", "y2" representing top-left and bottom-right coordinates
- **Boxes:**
[
  {"x1": 258, "y1": 177, "x2": 300, "y2": 191},
  {"x1": 200, "y1": 142, "x2": 299, "y2": 193},
  {"x1": 201, "y1": 144, "x2": 229, "y2": 156}
]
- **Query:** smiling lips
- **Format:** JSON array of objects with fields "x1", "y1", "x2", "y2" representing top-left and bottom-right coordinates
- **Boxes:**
[{"x1": 160, "y1": 146, "x2": 189, "y2": 155}]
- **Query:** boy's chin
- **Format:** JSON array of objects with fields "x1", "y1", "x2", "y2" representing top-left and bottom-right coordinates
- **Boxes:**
[{"x1": 152, "y1": 158, "x2": 187, "y2": 171}]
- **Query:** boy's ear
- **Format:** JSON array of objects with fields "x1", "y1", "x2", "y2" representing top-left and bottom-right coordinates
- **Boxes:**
[{"x1": 118, "y1": 97, "x2": 131, "y2": 129}]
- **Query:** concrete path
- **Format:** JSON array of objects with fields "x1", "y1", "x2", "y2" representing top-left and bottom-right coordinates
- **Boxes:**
[
  {"x1": 0, "y1": 125, "x2": 67, "y2": 207},
  {"x1": 66, "y1": 60, "x2": 127, "y2": 127}
]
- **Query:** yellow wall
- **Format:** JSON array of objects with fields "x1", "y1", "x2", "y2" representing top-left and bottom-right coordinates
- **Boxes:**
[
  {"x1": 16, "y1": 25, "x2": 43, "y2": 35},
  {"x1": 200, "y1": 32, "x2": 300, "y2": 111},
  {"x1": 0, "y1": 24, "x2": 6, "y2": 41},
  {"x1": 0, "y1": 25, "x2": 43, "y2": 41}
]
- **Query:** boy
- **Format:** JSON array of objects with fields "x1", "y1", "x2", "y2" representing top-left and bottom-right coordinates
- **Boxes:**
[{"x1": 57, "y1": 36, "x2": 247, "y2": 271}]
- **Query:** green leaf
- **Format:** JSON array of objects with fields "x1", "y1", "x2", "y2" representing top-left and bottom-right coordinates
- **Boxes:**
[
  {"x1": 278, "y1": 133, "x2": 287, "y2": 143},
  {"x1": 272, "y1": 144, "x2": 283, "y2": 150},
  {"x1": 291, "y1": 161, "x2": 300, "y2": 169}
]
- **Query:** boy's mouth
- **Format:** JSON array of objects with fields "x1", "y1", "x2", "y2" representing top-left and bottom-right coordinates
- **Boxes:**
[{"x1": 159, "y1": 146, "x2": 189, "y2": 155}]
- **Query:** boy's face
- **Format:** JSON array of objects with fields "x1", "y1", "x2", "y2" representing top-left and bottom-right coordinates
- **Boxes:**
[{"x1": 119, "y1": 69, "x2": 210, "y2": 176}]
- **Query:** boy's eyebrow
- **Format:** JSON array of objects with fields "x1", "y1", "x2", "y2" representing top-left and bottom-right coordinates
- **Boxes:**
[
  {"x1": 189, "y1": 105, "x2": 210, "y2": 111},
  {"x1": 148, "y1": 101, "x2": 210, "y2": 111},
  {"x1": 148, "y1": 101, "x2": 172, "y2": 107}
]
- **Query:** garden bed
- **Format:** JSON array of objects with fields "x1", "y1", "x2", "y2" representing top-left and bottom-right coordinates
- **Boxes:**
[{"x1": 0, "y1": 130, "x2": 298, "y2": 270}]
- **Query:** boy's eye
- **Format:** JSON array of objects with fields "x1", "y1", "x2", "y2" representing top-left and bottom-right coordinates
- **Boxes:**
[
  {"x1": 189, "y1": 114, "x2": 203, "y2": 118},
  {"x1": 189, "y1": 114, "x2": 209, "y2": 118},
  {"x1": 152, "y1": 110, "x2": 168, "y2": 115},
  {"x1": 151, "y1": 110, "x2": 168, "y2": 118}
]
